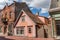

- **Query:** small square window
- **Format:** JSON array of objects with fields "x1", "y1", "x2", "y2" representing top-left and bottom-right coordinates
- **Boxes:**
[{"x1": 21, "y1": 15, "x2": 25, "y2": 22}]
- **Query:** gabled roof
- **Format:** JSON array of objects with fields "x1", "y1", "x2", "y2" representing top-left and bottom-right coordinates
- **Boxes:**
[{"x1": 14, "y1": 9, "x2": 43, "y2": 27}]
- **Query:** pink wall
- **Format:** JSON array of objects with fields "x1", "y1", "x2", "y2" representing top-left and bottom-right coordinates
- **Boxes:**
[{"x1": 14, "y1": 10, "x2": 36, "y2": 37}]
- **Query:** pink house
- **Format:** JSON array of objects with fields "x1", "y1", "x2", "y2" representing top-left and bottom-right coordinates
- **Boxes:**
[{"x1": 13, "y1": 9, "x2": 50, "y2": 38}]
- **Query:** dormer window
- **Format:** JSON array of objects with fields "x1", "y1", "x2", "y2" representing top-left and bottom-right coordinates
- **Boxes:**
[{"x1": 21, "y1": 15, "x2": 25, "y2": 22}]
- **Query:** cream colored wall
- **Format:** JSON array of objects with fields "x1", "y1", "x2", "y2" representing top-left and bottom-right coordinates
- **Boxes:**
[{"x1": 14, "y1": 10, "x2": 36, "y2": 37}]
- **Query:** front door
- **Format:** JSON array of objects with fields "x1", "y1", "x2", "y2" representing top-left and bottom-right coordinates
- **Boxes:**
[{"x1": 55, "y1": 20, "x2": 60, "y2": 36}]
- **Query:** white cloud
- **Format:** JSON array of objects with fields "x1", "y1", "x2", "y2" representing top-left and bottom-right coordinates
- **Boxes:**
[
  {"x1": 0, "y1": 5, "x2": 5, "y2": 9},
  {"x1": 40, "y1": 8, "x2": 48, "y2": 13},
  {"x1": 0, "y1": 0, "x2": 4, "y2": 2},
  {"x1": 22, "y1": 0, "x2": 51, "y2": 10},
  {"x1": 0, "y1": 0, "x2": 13, "y2": 9},
  {"x1": 30, "y1": 7, "x2": 34, "y2": 10},
  {"x1": 22, "y1": 0, "x2": 32, "y2": 4},
  {"x1": 0, "y1": 0, "x2": 51, "y2": 10}
]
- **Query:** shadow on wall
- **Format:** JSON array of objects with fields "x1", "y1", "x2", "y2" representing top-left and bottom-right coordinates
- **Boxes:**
[{"x1": 0, "y1": 36, "x2": 14, "y2": 40}]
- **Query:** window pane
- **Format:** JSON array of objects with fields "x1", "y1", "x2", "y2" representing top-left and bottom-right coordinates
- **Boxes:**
[
  {"x1": 16, "y1": 28, "x2": 19, "y2": 34},
  {"x1": 55, "y1": 20, "x2": 60, "y2": 35},
  {"x1": 28, "y1": 28, "x2": 31, "y2": 33},
  {"x1": 20, "y1": 29, "x2": 24, "y2": 34}
]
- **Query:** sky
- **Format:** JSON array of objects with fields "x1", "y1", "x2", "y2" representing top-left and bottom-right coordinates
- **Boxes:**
[{"x1": 0, "y1": 0, "x2": 51, "y2": 18}]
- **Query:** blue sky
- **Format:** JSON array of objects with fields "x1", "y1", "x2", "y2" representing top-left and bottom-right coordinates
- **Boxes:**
[{"x1": 0, "y1": 0, "x2": 51, "y2": 18}]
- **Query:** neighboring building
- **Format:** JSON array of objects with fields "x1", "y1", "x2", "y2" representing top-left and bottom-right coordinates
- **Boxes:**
[
  {"x1": 50, "y1": 0, "x2": 60, "y2": 8},
  {"x1": 49, "y1": 0, "x2": 60, "y2": 39},
  {"x1": 0, "y1": 1, "x2": 50, "y2": 38},
  {"x1": 49, "y1": 8, "x2": 60, "y2": 39}
]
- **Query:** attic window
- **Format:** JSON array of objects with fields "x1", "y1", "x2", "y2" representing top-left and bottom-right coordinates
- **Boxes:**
[{"x1": 21, "y1": 15, "x2": 25, "y2": 22}]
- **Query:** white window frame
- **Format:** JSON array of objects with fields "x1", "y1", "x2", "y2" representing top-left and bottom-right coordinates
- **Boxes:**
[{"x1": 16, "y1": 26, "x2": 25, "y2": 36}]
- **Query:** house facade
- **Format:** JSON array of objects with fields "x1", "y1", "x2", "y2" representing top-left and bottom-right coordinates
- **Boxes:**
[{"x1": 0, "y1": 1, "x2": 50, "y2": 38}]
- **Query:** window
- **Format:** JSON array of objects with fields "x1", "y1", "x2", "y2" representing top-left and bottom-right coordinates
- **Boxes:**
[
  {"x1": 28, "y1": 26, "x2": 32, "y2": 33},
  {"x1": 28, "y1": 27, "x2": 31, "y2": 33},
  {"x1": 21, "y1": 15, "x2": 25, "y2": 22},
  {"x1": 0, "y1": 26, "x2": 2, "y2": 33},
  {"x1": 55, "y1": 20, "x2": 60, "y2": 36},
  {"x1": 16, "y1": 27, "x2": 24, "y2": 35}
]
